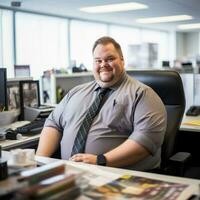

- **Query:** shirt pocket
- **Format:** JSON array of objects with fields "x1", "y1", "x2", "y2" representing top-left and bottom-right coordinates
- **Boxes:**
[{"x1": 102, "y1": 103, "x2": 132, "y2": 135}]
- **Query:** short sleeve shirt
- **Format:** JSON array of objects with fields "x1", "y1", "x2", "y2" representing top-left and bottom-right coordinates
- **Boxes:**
[{"x1": 44, "y1": 73, "x2": 167, "y2": 171}]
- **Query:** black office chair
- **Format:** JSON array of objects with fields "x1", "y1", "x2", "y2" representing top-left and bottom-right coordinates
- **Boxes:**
[{"x1": 128, "y1": 70, "x2": 191, "y2": 176}]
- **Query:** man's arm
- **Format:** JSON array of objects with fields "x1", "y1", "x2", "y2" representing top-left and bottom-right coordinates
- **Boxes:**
[
  {"x1": 70, "y1": 139, "x2": 149, "y2": 167},
  {"x1": 105, "y1": 139, "x2": 149, "y2": 167},
  {"x1": 36, "y1": 127, "x2": 62, "y2": 157}
]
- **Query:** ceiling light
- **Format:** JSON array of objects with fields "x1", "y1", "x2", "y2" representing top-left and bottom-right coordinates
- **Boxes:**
[
  {"x1": 178, "y1": 23, "x2": 200, "y2": 30},
  {"x1": 80, "y1": 2, "x2": 148, "y2": 13},
  {"x1": 136, "y1": 15, "x2": 192, "y2": 24}
]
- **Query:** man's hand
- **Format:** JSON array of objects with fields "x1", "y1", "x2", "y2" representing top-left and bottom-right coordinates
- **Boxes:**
[{"x1": 70, "y1": 153, "x2": 97, "y2": 165}]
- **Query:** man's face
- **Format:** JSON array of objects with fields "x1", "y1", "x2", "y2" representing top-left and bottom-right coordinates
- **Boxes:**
[{"x1": 93, "y1": 43, "x2": 125, "y2": 88}]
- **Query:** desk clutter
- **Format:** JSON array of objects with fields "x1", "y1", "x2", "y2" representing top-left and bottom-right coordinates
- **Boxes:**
[
  {"x1": 182, "y1": 120, "x2": 200, "y2": 126},
  {"x1": 84, "y1": 175, "x2": 191, "y2": 200},
  {"x1": 186, "y1": 106, "x2": 200, "y2": 117},
  {"x1": 0, "y1": 119, "x2": 45, "y2": 142},
  {"x1": 0, "y1": 151, "x2": 80, "y2": 200},
  {"x1": 0, "y1": 147, "x2": 199, "y2": 200},
  {"x1": 8, "y1": 149, "x2": 36, "y2": 167},
  {"x1": 0, "y1": 68, "x2": 55, "y2": 139},
  {"x1": 0, "y1": 148, "x2": 37, "y2": 181},
  {"x1": 0, "y1": 110, "x2": 20, "y2": 126},
  {"x1": 0, "y1": 127, "x2": 22, "y2": 141},
  {"x1": 0, "y1": 162, "x2": 197, "y2": 200},
  {"x1": 15, "y1": 119, "x2": 45, "y2": 135}
]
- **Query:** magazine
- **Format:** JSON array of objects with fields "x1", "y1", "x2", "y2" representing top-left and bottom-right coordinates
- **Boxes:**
[{"x1": 84, "y1": 174, "x2": 191, "y2": 200}]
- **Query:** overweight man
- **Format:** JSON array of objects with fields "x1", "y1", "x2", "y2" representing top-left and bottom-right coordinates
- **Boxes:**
[{"x1": 36, "y1": 36, "x2": 167, "y2": 171}]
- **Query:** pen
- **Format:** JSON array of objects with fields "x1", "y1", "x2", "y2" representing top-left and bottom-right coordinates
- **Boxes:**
[{"x1": 113, "y1": 99, "x2": 116, "y2": 107}]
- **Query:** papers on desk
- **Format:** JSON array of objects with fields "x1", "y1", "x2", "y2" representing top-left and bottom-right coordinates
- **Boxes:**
[
  {"x1": 182, "y1": 120, "x2": 200, "y2": 126},
  {"x1": 65, "y1": 162, "x2": 196, "y2": 200},
  {"x1": 66, "y1": 161, "x2": 121, "y2": 187},
  {"x1": 84, "y1": 174, "x2": 192, "y2": 200}
]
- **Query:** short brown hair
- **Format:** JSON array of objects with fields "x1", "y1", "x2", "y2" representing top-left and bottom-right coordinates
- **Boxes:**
[{"x1": 92, "y1": 36, "x2": 123, "y2": 58}]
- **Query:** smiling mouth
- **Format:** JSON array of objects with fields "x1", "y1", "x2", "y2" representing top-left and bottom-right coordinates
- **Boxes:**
[
  {"x1": 100, "y1": 69, "x2": 113, "y2": 73},
  {"x1": 100, "y1": 70, "x2": 111, "y2": 73},
  {"x1": 100, "y1": 71, "x2": 113, "y2": 76}
]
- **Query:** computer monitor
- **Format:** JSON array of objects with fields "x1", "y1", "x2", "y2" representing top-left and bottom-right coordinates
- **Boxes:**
[
  {"x1": 7, "y1": 77, "x2": 33, "y2": 112},
  {"x1": 19, "y1": 80, "x2": 40, "y2": 119},
  {"x1": 162, "y1": 61, "x2": 170, "y2": 68},
  {"x1": 14, "y1": 65, "x2": 30, "y2": 77},
  {"x1": 0, "y1": 68, "x2": 8, "y2": 111},
  {"x1": 7, "y1": 81, "x2": 20, "y2": 111}
]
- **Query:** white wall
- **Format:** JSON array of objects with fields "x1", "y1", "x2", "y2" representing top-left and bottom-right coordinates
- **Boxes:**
[
  {"x1": 176, "y1": 32, "x2": 200, "y2": 60},
  {"x1": 176, "y1": 32, "x2": 187, "y2": 59},
  {"x1": 186, "y1": 32, "x2": 199, "y2": 58},
  {"x1": 168, "y1": 31, "x2": 176, "y2": 66}
]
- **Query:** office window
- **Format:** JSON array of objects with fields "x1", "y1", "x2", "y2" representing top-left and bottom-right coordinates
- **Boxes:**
[
  {"x1": 16, "y1": 13, "x2": 69, "y2": 79},
  {"x1": 141, "y1": 29, "x2": 169, "y2": 68},
  {"x1": 109, "y1": 25, "x2": 141, "y2": 68},
  {"x1": 70, "y1": 20, "x2": 107, "y2": 71},
  {"x1": 0, "y1": 9, "x2": 14, "y2": 77}
]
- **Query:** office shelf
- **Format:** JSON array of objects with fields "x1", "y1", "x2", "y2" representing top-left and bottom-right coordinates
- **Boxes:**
[{"x1": 41, "y1": 72, "x2": 94, "y2": 104}]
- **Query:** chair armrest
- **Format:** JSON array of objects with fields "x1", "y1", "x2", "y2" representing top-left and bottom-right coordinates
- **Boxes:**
[
  {"x1": 168, "y1": 152, "x2": 191, "y2": 176},
  {"x1": 147, "y1": 152, "x2": 191, "y2": 177},
  {"x1": 169, "y1": 152, "x2": 191, "y2": 164}
]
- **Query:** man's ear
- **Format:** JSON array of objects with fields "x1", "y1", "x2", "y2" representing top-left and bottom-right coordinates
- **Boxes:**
[{"x1": 121, "y1": 57, "x2": 125, "y2": 66}]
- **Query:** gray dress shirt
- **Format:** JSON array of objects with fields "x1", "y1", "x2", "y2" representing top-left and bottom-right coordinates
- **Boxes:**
[{"x1": 44, "y1": 72, "x2": 167, "y2": 171}]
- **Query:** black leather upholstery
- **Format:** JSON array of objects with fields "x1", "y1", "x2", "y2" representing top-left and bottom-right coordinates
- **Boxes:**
[{"x1": 127, "y1": 70, "x2": 185, "y2": 169}]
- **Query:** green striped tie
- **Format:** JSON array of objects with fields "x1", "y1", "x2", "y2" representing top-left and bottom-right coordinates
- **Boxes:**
[{"x1": 71, "y1": 88, "x2": 110, "y2": 156}]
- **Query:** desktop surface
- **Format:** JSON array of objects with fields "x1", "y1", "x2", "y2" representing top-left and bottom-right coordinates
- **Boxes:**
[
  {"x1": 1, "y1": 151, "x2": 200, "y2": 200},
  {"x1": 0, "y1": 134, "x2": 40, "y2": 151},
  {"x1": 0, "y1": 120, "x2": 41, "y2": 151}
]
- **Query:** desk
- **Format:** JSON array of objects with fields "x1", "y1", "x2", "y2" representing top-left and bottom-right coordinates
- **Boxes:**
[
  {"x1": 1, "y1": 151, "x2": 200, "y2": 200},
  {"x1": 36, "y1": 157, "x2": 200, "y2": 200},
  {"x1": 0, "y1": 120, "x2": 41, "y2": 150},
  {"x1": 178, "y1": 115, "x2": 200, "y2": 167},
  {"x1": 0, "y1": 134, "x2": 40, "y2": 150}
]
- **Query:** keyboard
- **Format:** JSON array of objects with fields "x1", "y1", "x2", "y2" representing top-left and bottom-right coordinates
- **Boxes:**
[
  {"x1": 16, "y1": 119, "x2": 45, "y2": 134},
  {"x1": 36, "y1": 105, "x2": 54, "y2": 109},
  {"x1": 32, "y1": 105, "x2": 55, "y2": 110}
]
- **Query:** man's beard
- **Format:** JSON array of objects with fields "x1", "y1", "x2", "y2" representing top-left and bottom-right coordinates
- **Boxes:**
[{"x1": 99, "y1": 72, "x2": 114, "y2": 82}]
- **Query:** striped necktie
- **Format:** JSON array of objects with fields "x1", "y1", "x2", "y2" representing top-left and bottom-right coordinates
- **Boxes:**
[{"x1": 71, "y1": 88, "x2": 110, "y2": 156}]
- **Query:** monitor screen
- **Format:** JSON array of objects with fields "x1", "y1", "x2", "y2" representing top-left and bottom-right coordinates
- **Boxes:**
[
  {"x1": 0, "y1": 68, "x2": 8, "y2": 111},
  {"x1": 14, "y1": 65, "x2": 30, "y2": 77},
  {"x1": 7, "y1": 77, "x2": 33, "y2": 112},
  {"x1": 19, "y1": 80, "x2": 40, "y2": 119},
  {"x1": 162, "y1": 61, "x2": 170, "y2": 68},
  {"x1": 7, "y1": 81, "x2": 20, "y2": 111},
  {"x1": 20, "y1": 80, "x2": 40, "y2": 107}
]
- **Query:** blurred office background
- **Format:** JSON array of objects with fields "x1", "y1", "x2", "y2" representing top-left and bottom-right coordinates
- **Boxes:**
[
  {"x1": 0, "y1": 0, "x2": 200, "y2": 78},
  {"x1": 1, "y1": 1, "x2": 200, "y2": 178},
  {"x1": 0, "y1": 0, "x2": 200, "y2": 109}
]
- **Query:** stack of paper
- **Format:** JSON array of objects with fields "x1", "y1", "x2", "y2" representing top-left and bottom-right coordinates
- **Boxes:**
[{"x1": 182, "y1": 120, "x2": 200, "y2": 126}]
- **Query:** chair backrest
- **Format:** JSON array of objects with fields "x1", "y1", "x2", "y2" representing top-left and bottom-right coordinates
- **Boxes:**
[{"x1": 127, "y1": 70, "x2": 185, "y2": 168}]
